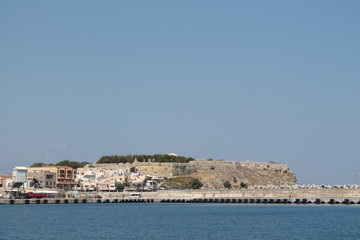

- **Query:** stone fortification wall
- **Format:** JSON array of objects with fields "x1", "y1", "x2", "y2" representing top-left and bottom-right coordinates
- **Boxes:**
[
  {"x1": 172, "y1": 163, "x2": 197, "y2": 176},
  {"x1": 85, "y1": 160, "x2": 293, "y2": 180},
  {"x1": 188, "y1": 160, "x2": 241, "y2": 171},
  {"x1": 171, "y1": 160, "x2": 291, "y2": 177},
  {"x1": 90, "y1": 163, "x2": 134, "y2": 168},
  {"x1": 240, "y1": 160, "x2": 290, "y2": 172},
  {"x1": 134, "y1": 162, "x2": 174, "y2": 178}
]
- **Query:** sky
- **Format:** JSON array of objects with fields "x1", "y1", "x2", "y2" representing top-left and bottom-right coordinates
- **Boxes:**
[{"x1": 0, "y1": 1, "x2": 359, "y2": 185}]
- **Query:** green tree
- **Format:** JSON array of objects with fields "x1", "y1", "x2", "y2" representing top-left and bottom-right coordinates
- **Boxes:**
[
  {"x1": 223, "y1": 181, "x2": 232, "y2": 189},
  {"x1": 30, "y1": 162, "x2": 45, "y2": 167},
  {"x1": 97, "y1": 154, "x2": 194, "y2": 164},
  {"x1": 189, "y1": 178, "x2": 203, "y2": 189},
  {"x1": 115, "y1": 183, "x2": 125, "y2": 192},
  {"x1": 240, "y1": 182, "x2": 248, "y2": 189},
  {"x1": 55, "y1": 160, "x2": 90, "y2": 169}
]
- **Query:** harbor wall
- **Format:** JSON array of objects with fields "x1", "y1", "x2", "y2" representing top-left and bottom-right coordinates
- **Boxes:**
[
  {"x1": 110, "y1": 188, "x2": 360, "y2": 200},
  {"x1": 2, "y1": 189, "x2": 360, "y2": 205}
]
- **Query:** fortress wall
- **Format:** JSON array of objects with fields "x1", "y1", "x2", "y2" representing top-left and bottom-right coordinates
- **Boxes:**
[
  {"x1": 135, "y1": 163, "x2": 174, "y2": 178},
  {"x1": 88, "y1": 163, "x2": 133, "y2": 168},
  {"x1": 86, "y1": 160, "x2": 292, "y2": 178},
  {"x1": 178, "y1": 160, "x2": 289, "y2": 175},
  {"x1": 135, "y1": 162, "x2": 173, "y2": 167},
  {"x1": 172, "y1": 163, "x2": 198, "y2": 176},
  {"x1": 240, "y1": 161, "x2": 290, "y2": 172},
  {"x1": 188, "y1": 160, "x2": 240, "y2": 171}
]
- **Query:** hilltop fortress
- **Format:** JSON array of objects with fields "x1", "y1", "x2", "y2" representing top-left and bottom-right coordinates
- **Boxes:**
[{"x1": 83, "y1": 159, "x2": 297, "y2": 188}]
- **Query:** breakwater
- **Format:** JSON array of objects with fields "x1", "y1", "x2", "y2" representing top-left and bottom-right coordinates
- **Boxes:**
[
  {"x1": 1, "y1": 197, "x2": 360, "y2": 205},
  {"x1": 0, "y1": 198, "x2": 154, "y2": 204},
  {"x1": 2, "y1": 188, "x2": 360, "y2": 205},
  {"x1": 137, "y1": 188, "x2": 360, "y2": 200}
]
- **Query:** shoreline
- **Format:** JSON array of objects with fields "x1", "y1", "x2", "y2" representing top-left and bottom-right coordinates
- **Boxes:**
[
  {"x1": 1, "y1": 197, "x2": 360, "y2": 205},
  {"x1": 2, "y1": 188, "x2": 360, "y2": 205}
]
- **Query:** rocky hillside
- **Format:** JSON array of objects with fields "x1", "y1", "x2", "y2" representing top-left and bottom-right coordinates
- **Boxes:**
[{"x1": 164, "y1": 164, "x2": 297, "y2": 189}]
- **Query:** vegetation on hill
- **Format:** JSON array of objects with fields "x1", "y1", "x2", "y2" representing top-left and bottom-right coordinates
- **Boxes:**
[
  {"x1": 30, "y1": 162, "x2": 52, "y2": 167},
  {"x1": 240, "y1": 182, "x2": 248, "y2": 189},
  {"x1": 30, "y1": 160, "x2": 90, "y2": 169},
  {"x1": 161, "y1": 177, "x2": 203, "y2": 189},
  {"x1": 189, "y1": 178, "x2": 203, "y2": 189},
  {"x1": 97, "y1": 154, "x2": 194, "y2": 164},
  {"x1": 223, "y1": 181, "x2": 232, "y2": 189},
  {"x1": 55, "y1": 160, "x2": 90, "y2": 169}
]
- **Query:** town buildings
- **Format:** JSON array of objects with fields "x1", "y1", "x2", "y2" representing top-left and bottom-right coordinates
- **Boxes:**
[
  {"x1": 2, "y1": 163, "x2": 153, "y2": 193},
  {"x1": 12, "y1": 166, "x2": 28, "y2": 183},
  {"x1": 27, "y1": 169, "x2": 56, "y2": 188},
  {"x1": 0, "y1": 175, "x2": 11, "y2": 189},
  {"x1": 76, "y1": 167, "x2": 128, "y2": 191},
  {"x1": 27, "y1": 166, "x2": 77, "y2": 190}
]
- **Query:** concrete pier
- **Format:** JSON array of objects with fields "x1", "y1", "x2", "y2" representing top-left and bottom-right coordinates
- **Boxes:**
[
  {"x1": 1, "y1": 188, "x2": 360, "y2": 205},
  {"x1": 1, "y1": 197, "x2": 360, "y2": 205}
]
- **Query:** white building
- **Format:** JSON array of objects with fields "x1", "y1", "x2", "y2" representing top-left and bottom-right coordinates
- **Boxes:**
[{"x1": 12, "y1": 166, "x2": 28, "y2": 183}]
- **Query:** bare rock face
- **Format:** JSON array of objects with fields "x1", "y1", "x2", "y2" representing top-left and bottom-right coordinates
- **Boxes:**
[
  {"x1": 185, "y1": 167, "x2": 297, "y2": 189},
  {"x1": 173, "y1": 160, "x2": 297, "y2": 188}
]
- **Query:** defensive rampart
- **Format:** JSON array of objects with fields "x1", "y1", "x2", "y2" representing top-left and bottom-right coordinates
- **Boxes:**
[{"x1": 86, "y1": 160, "x2": 292, "y2": 179}]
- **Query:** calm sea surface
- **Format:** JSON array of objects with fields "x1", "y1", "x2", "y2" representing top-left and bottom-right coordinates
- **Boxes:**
[{"x1": 1, "y1": 204, "x2": 360, "y2": 240}]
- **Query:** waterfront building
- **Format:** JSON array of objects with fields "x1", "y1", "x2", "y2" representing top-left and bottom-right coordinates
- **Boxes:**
[
  {"x1": 12, "y1": 166, "x2": 28, "y2": 183},
  {"x1": 27, "y1": 166, "x2": 77, "y2": 190},
  {"x1": 0, "y1": 175, "x2": 11, "y2": 189},
  {"x1": 27, "y1": 168, "x2": 57, "y2": 188},
  {"x1": 76, "y1": 167, "x2": 128, "y2": 191}
]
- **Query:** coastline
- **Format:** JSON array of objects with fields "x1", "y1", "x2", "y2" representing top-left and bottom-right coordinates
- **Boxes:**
[{"x1": 2, "y1": 188, "x2": 360, "y2": 205}]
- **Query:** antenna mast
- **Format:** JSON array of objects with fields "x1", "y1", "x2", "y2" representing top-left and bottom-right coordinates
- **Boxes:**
[{"x1": 352, "y1": 173, "x2": 360, "y2": 184}]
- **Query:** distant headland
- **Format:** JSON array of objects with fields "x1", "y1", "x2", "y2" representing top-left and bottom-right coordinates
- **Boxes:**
[{"x1": 2, "y1": 153, "x2": 360, "y2": 205}]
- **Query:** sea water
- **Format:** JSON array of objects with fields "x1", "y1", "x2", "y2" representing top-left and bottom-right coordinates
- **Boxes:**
[{"x1": 0, "y1": 204, "x2": 360, "y2": 240}]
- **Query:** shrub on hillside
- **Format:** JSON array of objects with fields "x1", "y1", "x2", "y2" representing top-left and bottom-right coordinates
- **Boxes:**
[
  {"x1": 223, "y1": 181, "x2": 232, "y2": 189},
  {"x1": 189, "y1": 178, "x2": 203, "y2": 189}
]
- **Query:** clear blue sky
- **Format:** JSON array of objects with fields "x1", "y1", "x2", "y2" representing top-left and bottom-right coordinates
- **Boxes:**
[{"x1": 1, "y1": 1, "x2": 359, "y2": 184}]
